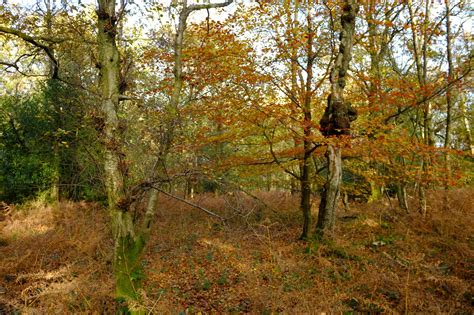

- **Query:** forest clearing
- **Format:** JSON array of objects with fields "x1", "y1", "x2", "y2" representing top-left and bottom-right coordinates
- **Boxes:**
[
  {"x1": 1, "y1": 0, "x2": 473, "y2": 313},
  {"x1": 0, "y1": 190, "x2": 473, "y2": 313}
]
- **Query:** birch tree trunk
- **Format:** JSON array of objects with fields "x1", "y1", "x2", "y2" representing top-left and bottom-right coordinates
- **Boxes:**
[{"x1": 317, "y1": 0, "x2": 358, "y2": 236}]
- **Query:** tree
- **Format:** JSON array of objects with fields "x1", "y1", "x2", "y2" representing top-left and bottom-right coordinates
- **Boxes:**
[
  {"x1": 0, "y1": 1, "x2": 99, "y2": 202},
  {"x1": 95, "y1": 0, "x2": 233, "y2": 310},
  {"x1": 316, "y1": 0, "x2": 358, "y2": 236},
  {"x1": 229, "y1": 0, "x2": 335, "y2": 239}
]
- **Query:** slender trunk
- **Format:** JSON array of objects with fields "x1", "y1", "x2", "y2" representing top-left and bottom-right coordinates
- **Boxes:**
[
  {"x1": 299, "y1": 3, "x2": 314, "y2": 239},
  {"x1": 145, "y1": 0, "x2": 189, "y2": 219},
  {"x1": 422, "y1": 0, "x2": 434, "y2": 147},
  {"x1": 420, "y1": 0, "x2": 432, "y2": 216},
  {"x1": 444, "y1": 0, "x2": 454, "y2": 209},
  {"x1": 300, "y1": 147, "x2": 311, "y2": 239},
  {"x1": 317, "y1": 1, "x2": 358, "y2": 236},
  {"x1": 146, "y1": 0, "x2": 233, "y2": 213},
  {"x1": 408, "y1": 0, "x2": 431, "y2": 216},
  {"x1": 395, "y1": 156, "x2": 409, "y2": 211},
  {"x1": 289, "y1": 5, "x2": 299, "y2": 199},
  {"x1": 418, "y1": 178, "x2": 427, "y2": 217},
  {"x1": 397, "y1": 183, "x2": 409, "y2": 212},
  {"x1": 43, "y1": 0, "x2": 61, "y2": 201},
  {"x1": 459, "y1": 94, "x2": 473, "y2": 155},
  {"x1": 342, "y1": 192, "x2": 350, "y2": 211}
]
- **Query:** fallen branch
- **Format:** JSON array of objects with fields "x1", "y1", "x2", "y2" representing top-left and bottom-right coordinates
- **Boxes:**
[{"x1": 152, "y1": 187, "x2": 226, "y2": 223}]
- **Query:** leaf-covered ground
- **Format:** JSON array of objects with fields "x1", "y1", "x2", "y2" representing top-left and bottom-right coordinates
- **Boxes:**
[{"x1": 0, "y1": 190, "x2": 472, "y2": 313}]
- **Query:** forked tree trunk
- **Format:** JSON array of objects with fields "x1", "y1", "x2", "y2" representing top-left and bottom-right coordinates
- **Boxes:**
[{"x1": 317, "y1": 0, "x2": 358, "y2": 237}]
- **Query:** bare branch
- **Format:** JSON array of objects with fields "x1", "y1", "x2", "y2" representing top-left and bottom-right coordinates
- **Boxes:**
[
  {"x1": 186, "y1": 0, "x2": 233, "y2": 13},
  {"x1": 0, "y1": 25, "x2": 59, "y2": 78}
]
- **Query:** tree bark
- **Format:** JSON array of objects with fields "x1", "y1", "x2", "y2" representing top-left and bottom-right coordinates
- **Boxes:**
[
  {"x1": 299, "y1": 6, "x2": 314, "y2": 240},
  {"x1": 459, "y1": 94, "x2": 473, "y2": 155},
  {"x1": 407, "y1": 0, "x2": 432, "y2": 216},
  {"x1": 317, "y1": 145, "x2": 341, "y2": 233},
  {"x1": 317, "y1": 0, "x2": 358, "y2": 237},
  {"x1": 397, "y1": 183, "x2": 409, "y2": 212},
  {"x1": 444, "y1": 0, "x2": 454, "y2": 210},
  {"x1": 396, "y1": 157, "x2": 409, "y2": 212},
  {"x1": 97, "y1": 0, "x2": 124, "y2": 209},
  {"x1": 96, "y1": 1, "x2": 146, "y2": 310},
  {"x1": 300, "y1": 147, "x2": 312, "y2": 239}
]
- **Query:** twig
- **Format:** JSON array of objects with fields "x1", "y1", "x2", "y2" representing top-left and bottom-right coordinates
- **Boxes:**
[
  {"x1": 147, "y1": 290, "x2": 163, "y2": 315},
  {"x1": 382, "y1": 251, "x2": 409, "y2": 268}
]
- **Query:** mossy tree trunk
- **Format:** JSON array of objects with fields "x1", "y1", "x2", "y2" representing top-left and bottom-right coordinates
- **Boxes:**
[
  {"x1": 96, "y1": 1, "x2": 147, "y2": 311},
  {"x1": 96, "y1": 1, "x2": 234, "y2": 310}
]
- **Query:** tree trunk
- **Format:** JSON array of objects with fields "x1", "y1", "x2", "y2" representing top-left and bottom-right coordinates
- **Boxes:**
[
  {"x1": 299, "y1": 148, "x2": 311, "y2": 239},
  {"x1": 342, "y1": 192, "x2": 350, "y2": 211},
  {"x1": 299, "y1": 7, "x2": 315, "y2": 240},
  {"x1": 408, "y1": 0, "x2": 432, "y2": 216},
  {"x1": 418, "y1": 180, "x2": 427, "y2": 217},
  {"x1": 397, "y1": 183, "x2": 409, "y2": 212},
  {"x1": 459, "y1": 94, "x2": 473, "y2": 155},
  {"x1": 97, "y1": 1, "x2": 145, "y2": 309},
  {"x1": 317, "y1": 0, "x2": 358, "y2": 237},
  {"x1": 317, "y1": 145, "x2": 341, "y2": 234},
  {"x1": 444, "y1": 0, "x2": 454, "y2": 210},
  {"x1": 368, "y1": 180, "x2": 382, "y2": 203},
  {"x1": 145, "y1": 0, "x2": 233, "y2": 219}
]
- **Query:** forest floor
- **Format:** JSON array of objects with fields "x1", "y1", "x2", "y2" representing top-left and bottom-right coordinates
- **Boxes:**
[{"x1": 0, "y1": 189, "x2": 472, "y2": 314}]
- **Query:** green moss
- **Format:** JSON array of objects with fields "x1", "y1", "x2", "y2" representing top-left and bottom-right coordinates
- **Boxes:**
[{"x1": 113, "y1": 231, "x2": 149, "y2": 315}]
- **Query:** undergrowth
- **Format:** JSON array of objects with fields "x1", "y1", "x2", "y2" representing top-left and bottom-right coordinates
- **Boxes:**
[{"x1": 0, "y1": 189, "x2": 472, "y2": 313}]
